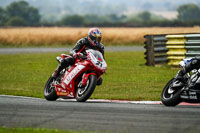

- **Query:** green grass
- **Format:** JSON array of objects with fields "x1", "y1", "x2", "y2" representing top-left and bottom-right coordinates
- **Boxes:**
[
  {"x1": 0, "y1": 51, "x2": 178, "y2": 101},
  {"x1": 0, "y1": 127, "x2": 93, "y2": 133}
]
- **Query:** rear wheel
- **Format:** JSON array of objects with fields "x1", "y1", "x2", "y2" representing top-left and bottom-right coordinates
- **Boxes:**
[
  {"x1": 161, "y1": 78, "x2": 182, "y2": 106},
  {"x1": 44, "y1": 76, "x2": 58, "y2": 101},
  {"x1": 76, "y1": 74, "x2": 97, "y2": 102}
]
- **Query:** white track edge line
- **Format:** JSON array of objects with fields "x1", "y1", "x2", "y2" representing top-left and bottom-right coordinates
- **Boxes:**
[{"x1": 0, "y1": 94, "x2": 161, "y2": 104}]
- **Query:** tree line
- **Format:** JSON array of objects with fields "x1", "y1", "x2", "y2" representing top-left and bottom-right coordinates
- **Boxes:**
[
  {"x1": 0, "y1": 1, "x2": 40, "y2": 26},
  {"x1": 0, "y1": 1, "x2": 200, "y2": 27}
]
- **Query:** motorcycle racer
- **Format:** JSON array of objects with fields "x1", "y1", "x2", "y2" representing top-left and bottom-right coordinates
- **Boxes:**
[
  {"x1": 161, "y1": 55, "x2": 200, "y2": 106},
  {"x1": 52, "y1": 28, "x2": 104, "y2": 85},
  {"x1": 173, "y1": 56, "x2": 200, "y2": 88}
]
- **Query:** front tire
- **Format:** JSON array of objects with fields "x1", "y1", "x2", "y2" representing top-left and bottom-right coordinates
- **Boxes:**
[
  {"x1": 44, "y1": 76, "x2": 58, "y2": 101},
  {"x1": 161, "y1": 78, "x2": 182, "y2": 106},
  {"x1": 76, "y1": 74, "x2": 97, "y2": 102}
]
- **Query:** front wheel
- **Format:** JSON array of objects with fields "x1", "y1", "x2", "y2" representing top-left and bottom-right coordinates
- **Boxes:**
[
  {"x1": 44, "y1": 76, "x2": 58, "y2": 101},
  {"x1": 76, "y1": 74, "x2": 97, "y2": 102},
  {"x1": 161, "y1": 78, "x2": 182, "y2": 106}
]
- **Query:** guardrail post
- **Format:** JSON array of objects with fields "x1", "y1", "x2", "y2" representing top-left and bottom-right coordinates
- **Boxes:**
[{"x1": 144, "y1": 35, "x2": 155, "y2": 66}]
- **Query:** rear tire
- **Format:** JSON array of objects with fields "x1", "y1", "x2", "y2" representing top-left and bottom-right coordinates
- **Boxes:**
[
  {"x1": 44, "y1": 76, "x2": 58, "y2": 101},
  {"x1": 76, "y1": 74, "x2": 97, "y2": 102},
  {"x1": 161, "y1": 78, "x2": 182, "y2": 106}
]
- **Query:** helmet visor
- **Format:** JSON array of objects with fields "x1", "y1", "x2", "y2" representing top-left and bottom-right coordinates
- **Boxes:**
[{"x1": 89, "y1": 34, "x2": 101, "y2": 44}]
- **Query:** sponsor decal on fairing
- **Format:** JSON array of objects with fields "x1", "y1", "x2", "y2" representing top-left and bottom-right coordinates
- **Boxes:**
[{"x1": 63, "y1": 65, "x2": 85, "y2": 85}]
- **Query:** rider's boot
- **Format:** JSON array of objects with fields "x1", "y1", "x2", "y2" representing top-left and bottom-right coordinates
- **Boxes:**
[
  {"x1": 52, "y1": 57, "x2": 75, "y2": 78},
  {"x1": 52, "y1": 64, "x2": 64, "y2": 79}
]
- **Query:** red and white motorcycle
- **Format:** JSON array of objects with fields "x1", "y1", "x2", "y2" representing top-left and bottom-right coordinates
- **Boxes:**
[{"x1": 44, "y1": 49, "x2": 107, "y2": 102}]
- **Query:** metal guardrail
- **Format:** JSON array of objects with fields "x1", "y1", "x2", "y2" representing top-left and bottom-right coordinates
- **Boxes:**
[
  {"x1": 144, "y1": 33, "x2": 200, "y2": 66},
  {"x1": 185, "y1": 34, "x2": 200, "y2": 58},
  {"x1": 166, "y1": 35, "x2": 186, "y2": 66}
]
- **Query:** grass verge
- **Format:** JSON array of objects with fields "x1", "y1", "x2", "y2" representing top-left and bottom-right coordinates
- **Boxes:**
[
  {"x1": 0, "y1": 127, "x2": 93, "y2": 133},
  {"x1": 0, "y1": 51, "x2": 178, "y2": 101}
]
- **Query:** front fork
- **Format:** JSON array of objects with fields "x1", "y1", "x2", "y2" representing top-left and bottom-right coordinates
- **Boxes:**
[{"x1": 81, "y1": 72, "x2": 97, "y2": 87}]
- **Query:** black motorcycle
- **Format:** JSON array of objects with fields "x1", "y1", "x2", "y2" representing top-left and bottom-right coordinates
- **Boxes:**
[{"x1": 161, "y1": 58, "x2": 200, "y2": 106}]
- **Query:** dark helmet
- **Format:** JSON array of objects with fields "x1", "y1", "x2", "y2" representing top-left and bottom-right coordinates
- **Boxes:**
[{"x1": 88, "y1": 28, "x2": 102, "y2": 46}]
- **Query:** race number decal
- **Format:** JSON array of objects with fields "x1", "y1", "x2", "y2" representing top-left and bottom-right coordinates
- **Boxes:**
[{"x1": 96, "y1": 61, "x2": 102, "y2": 67}]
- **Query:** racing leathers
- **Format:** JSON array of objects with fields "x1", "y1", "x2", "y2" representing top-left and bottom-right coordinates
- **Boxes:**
[
  {"x1": 53, "y1": 37, "x2": 105, "y2": 85},
  {"x1": 174, "y1": 55, "x2": 200, "y2": 87}
]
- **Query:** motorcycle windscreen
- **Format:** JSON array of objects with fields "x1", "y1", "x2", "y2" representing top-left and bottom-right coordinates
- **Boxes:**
[
  {"x1": 93, "y1": 51, "x2": 104, "y2": 62},
  {"x1": 88, "y1": 49, "x2": 107, "y2": 70}
]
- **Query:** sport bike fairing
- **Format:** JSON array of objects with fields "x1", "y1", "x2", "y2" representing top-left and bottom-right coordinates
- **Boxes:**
[
  {"x1": 55, "y1": 49, "x2": 107, "y2": 98},
  {"x1": 86, "y1": 49, "x2": 107, "y2": 71}
]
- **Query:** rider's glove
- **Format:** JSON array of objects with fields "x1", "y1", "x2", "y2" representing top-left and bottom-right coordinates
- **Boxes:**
[
  {"x1": 72, "y1": 53, "x2": 78, "y2": 58},
  {"x1": 73, "y1": 53, "x2": 86, "y2": 59},
  {"x1": 73, "y1": 53, "x2": 82, "y2": 58}
]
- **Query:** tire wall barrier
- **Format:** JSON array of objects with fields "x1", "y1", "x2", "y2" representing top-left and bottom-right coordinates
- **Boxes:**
[{"x1": 144, "y1": 33, "x2": 200, "y2": 66}]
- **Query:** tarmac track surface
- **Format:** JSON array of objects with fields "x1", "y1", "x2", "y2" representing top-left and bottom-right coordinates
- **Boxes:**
[
  {"x1": 0, "y1": 46, "x2": 144, "y2": 54},
  {"x1": 1, "y1": 47, "x2": 200, "y2": 133},
  {"x1": 0, "y1": 95, "x2": 200, "y2": 133}
]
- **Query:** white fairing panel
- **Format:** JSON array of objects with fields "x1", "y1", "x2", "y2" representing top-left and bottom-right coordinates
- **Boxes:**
[
  {"x1": 87, "y1": 49, "x2": 107, "y2": 71},
  {"x1": 63, "y1": 65, "x2": 85, "y2": 85}
]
